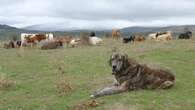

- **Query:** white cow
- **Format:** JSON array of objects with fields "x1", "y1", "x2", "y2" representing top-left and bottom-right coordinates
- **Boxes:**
[
  {"x1": 46, "y1": 33, "x2": 54, "y2": 41},
  {"x1": 148, "y1": 31, "x2": 172, "y2": 41},
  {"x1": 20, "y1": 33, "x2": 37, "y2": 47},
  {"x1": 70, "y1": 38, "x2": 81, "y2": 47},
  {"x1": 156, "y1": 31, "x2": 172, "y2": 41},
  {"x1": 89, "y1": 37, "x2": 103, "y2": 45},
  {"x1": 148, "y1": 33, "x2": 157, "y2": 40}
]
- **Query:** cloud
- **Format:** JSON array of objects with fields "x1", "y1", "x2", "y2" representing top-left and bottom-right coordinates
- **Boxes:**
[{"x1": 0, "y1": 0, "x2": 195, "y2": 30}]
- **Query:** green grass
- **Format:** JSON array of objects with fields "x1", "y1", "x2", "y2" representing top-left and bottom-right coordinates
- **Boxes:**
[{"x1": 0, "y1": 39, "x2": 195, "y2": 110}]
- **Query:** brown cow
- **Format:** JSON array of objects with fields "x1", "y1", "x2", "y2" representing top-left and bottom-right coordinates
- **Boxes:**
[
  {"x1": 24, "y1": 34, "x2": 46, "y2": 43},
  {"x1": 112, "y1": 29, "x2": 122, "y2": 39},
  {"x1": 21, "y1": 33, "x2": 49, "y2": 47},
  {"x1": 134, "y1": 35, "x2": 145, "y2": 42}
]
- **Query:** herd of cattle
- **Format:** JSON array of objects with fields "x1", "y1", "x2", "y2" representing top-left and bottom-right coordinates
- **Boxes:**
[
  {"x1": 2, "y1": 32, "x2": 103, "y2": 49},
  {"x1": 1, "y1": 29, "x2": 193, "y2": 49}
]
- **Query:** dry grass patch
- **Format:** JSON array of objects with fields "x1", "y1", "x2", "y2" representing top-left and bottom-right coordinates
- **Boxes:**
[
  {"x1": 55, "y1": 77, "x2": 72, "y2": 96},
  {"x1": 71, "y1": 99, "x2": 102, "y2": 110},
  {"x1": 0, "y1": 76, "x2": 15, "y2": 90},
  {"x1": 104, "y1": 103, "x2": 139, "y2": 110}
]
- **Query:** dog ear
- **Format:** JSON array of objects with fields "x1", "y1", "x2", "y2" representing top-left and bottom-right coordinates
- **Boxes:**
[
  {"x1": 122, "y1": 54, "x2": 128, "y2": 60},
  {"x1": 122, "y1": 54, "x2": 129, "y2": 68}
]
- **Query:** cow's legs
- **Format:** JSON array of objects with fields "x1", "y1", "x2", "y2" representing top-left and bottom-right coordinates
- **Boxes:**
[
  {"x1": 90, "y1": 81, "x2": 128, "y2": 98},
  {"x1": 20, "y1": 41, "x2": 23, "y2": 48}
]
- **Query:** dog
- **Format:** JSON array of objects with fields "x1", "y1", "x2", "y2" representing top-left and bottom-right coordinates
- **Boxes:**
[{"x1": 90, "y1": 53, "x2": 175, "y2": 98}]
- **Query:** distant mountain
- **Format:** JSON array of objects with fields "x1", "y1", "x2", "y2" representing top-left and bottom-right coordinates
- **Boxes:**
[
  {"x1": 0, "y1": 24, "x2": 18, "y2": 30},
  {"x1": 120, "y1": 25, "x2": 195, "y2": 36},
  {"x1": 0, "y1": 24, "x2": 25, "y2": 40},
  {"x1": 1, "y1": 24, "x2": 195, "y2": 40},
  {"x1": 23, "y1": 24, "x2": 62, "y2": 31},
  {"x1": 121, "y1": 26, "x2": 160, "y2": 33}
]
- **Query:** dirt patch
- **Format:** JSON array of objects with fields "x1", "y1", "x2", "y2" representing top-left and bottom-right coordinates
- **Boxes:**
[
  {"x1": 55, "y1": 77, "x2": 72, "y2": 96},
  {"x1": 71, "y1": 99, "x2": 102, "y2": 110},
  {"x1": 0, "y1": 76, "x2": 15, "y2": 90},
  {"x1": 104, "y1": 103, "x2": 138, "y2": 110}
]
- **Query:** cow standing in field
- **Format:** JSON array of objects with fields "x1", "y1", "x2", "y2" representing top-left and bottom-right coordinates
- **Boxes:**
[
  {"x1": 20, "y1": 33, "x2": 54, "y2": 47},
  {"x1": 112, "y1": 29, "x2": 122, "y2": 39}
]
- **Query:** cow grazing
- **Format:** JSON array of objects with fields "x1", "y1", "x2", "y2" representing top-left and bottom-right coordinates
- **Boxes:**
[{"x1": 178, "y1": 31, "x2": 192, "y2": 39}]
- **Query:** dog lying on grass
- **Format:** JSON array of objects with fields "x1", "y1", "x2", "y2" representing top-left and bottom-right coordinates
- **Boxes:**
[{"x1": 90, "y1": 53, "x2": 175, "y2": 98}]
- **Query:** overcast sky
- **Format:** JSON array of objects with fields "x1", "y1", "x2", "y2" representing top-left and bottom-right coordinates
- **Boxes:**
[{"x1": 0, "y1": 0, "x2": 195, "y2": 30}]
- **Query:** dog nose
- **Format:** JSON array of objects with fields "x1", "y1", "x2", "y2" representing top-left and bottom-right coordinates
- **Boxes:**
[{"x1": 112, "y1": 65, "x2": 117, "y2": 69}]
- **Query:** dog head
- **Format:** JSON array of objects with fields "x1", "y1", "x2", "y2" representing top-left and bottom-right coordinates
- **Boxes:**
[{"x1": 109, "y1": 53, "x2": 129, "y2": 75}]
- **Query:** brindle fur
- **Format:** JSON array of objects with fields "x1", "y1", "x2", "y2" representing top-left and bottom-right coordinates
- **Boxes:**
[{"x1": 91, "y1": 53, "x2": 175, "y2": 98}]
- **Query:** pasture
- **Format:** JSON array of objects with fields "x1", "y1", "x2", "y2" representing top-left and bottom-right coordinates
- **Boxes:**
[{"x1": 0, "y1": 38, "x2": 195, "y2": 110}]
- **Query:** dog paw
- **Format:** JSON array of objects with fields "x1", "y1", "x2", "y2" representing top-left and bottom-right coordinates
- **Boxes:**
[{"x1": 90, "y1": 94, "x2": 95, "y2": 98}]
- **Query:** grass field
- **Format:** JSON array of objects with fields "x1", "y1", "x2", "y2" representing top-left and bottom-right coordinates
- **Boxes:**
[{"x1": 0, "y1": 38, "x2": 195, "y2": 110}]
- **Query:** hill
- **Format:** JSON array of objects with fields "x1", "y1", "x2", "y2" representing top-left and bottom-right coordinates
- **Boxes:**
[
  {"x1": 0, "y1": 24, "x2": 23, "y2": 40},
  {"x1": 1, "y1": 24, "x2": 195, "y2": 40},
  {"x1": 120, "y1": 25, "x2": 195, "y2": 36}
]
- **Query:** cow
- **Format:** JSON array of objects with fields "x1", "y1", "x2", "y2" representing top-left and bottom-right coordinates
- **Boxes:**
[
  {"x1": 148, "y1": 33, "x2": 157, "y2": 40},
  {"x1": 112, "y1": 29, "x2": 122, "y2": 39},
  {"x1": 20, "y1": 33, "x2": 54, "y2": 47},
  {"x1": 89, "y1": 37, "x2": 103, "y2": 45},
  {"x1": 148, "y1": 31, "x2": 172, "y2": 41},
  {"x1": 122, "y1": 35, "x2": 135, "y2": 43},
  {"x1": 156, "y1": 31, "x2": 172, "y2": 41},
  {"x1": 178, "y1": 31, "x2": 192, "y2": 39},
  {"x1": 16, "y1": 40, "x2": 22, "y2": 47},
  {"x1": 90, "y1": 32, "x2": 96, "y2": 37},
  {"x1": 70, "y1": 38, "x2": 81, "y2": 47},
  {"x1": 123, "y1": 34, "x2": 145, "y2": 43},
  {"x1": 46, "y1": 33, "x2": 54, "y2": 40},
  {"x1": 134, "y1": 35, "x2": 145, "y2": 42},
  {"x1": 41, "y1": 40, "x2": 63, "y2": 50}
]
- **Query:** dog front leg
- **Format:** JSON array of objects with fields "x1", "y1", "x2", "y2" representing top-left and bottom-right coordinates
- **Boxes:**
[
  {"x1": 90, "y1": 82, "x2": 128, "y2": 98},
  {"x1": 112, "y1": 78, "x2": 120, "y2": 86}
]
